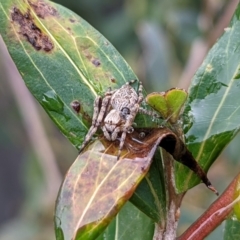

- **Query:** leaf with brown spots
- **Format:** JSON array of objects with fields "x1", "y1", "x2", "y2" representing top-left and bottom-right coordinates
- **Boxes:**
[
  {"x1": 55, "y1": 128, "x2": 164, "y2": 240},
  {"x1": 0, "y1": 0, "x2": 153, "y2": 150}
]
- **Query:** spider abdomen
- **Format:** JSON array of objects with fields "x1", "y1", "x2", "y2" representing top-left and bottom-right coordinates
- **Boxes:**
[{"x1": 111, "y1": 85, "x2": 138, "y2": 110}]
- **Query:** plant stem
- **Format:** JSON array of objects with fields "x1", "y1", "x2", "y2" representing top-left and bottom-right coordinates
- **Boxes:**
[
  {"x1": 178, "y1": 173, "x2": 240, "y2": 240},
  {"x1": 153, "y1": 149, "x2": 184, "y2": 239},
  {"x1": 153, "y1": 223, "x2": 164, "y2": 240}
]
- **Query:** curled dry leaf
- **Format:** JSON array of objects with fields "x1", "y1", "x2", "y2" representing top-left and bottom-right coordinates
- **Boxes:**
[{"x1": 55, "y1": 127, "x2": 217, "y2": 240}]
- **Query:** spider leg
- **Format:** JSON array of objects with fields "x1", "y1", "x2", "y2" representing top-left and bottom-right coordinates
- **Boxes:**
[
  {"x1": 138, "y1": 107, "x2": 162, "y2": 119},
  {"x1": 110, "y1": 126, "x2": 121, "y2": 141},
  {"x1": 126, "y1": 79, "x2": 137, "y2": 85},
  {"x1": 79, "y1": 96, "x2": 101, "y2": 153},
  {"x1": 117, "y1": 131, "x2": 127, "y2": 160},
  {"x1": 78, "y1": 125, "x2": 97, "y2": 153},
  {"x1": 119, "y1": 79, "x2": 138, "y2": 90},
  {"x1": 117, "y1": 103, "x2": 139, "y2": 160},
  {"x1": 80, "y1": 87, "x2": 115, "y2": 153},
  {"x1": 137, "y1": 81, "x2": 144, "y2": 104},
  {"x1": 95, "y1": 92, "x2": 112, "y2": 127},
  {"x1": 92, "y1": 96, "x2": 102, "y2": 124},
  {"x1": 137, "y1": 81, "x2": 163, "y2": 119},
  {"x1": 105, "y1": 89, "x2": 115, "y2": 113},
  {"x1": 105, "y1": 87, "x2": 116, "y2": 97},
  {"x1": 101, "y1": 125, "x2": 111, "y2": 141}
]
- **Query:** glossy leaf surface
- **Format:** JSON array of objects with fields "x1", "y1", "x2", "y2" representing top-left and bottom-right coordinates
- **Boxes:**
[
  {"x1": 176, "y1": 5, "x2": 240, "y2": 192},
  {"x1": 96, "y1": 202, "x2": 154, "y2": 240},
  {"x1": 131, "y1": 149, "x2": 166, "y2": 222},
  {"x1": 146, "y1": 88, "x2": 188, "y2": 124},
  {"x1": 0, "y1": 0, "x2": 147, "y2": 149},
  {"x1": 224, "y1": 216, "x2": 240, "y2": 240}
]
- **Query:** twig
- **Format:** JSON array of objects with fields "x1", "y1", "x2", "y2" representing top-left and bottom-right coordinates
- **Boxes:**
[
  {"x1": 153, "y1": 149, "x2": 184, "y2": 239},
  {"x1": 178, "y1": 173, "x2": 240, "y2": 240}
]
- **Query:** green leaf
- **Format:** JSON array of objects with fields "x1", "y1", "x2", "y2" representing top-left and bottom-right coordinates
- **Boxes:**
[
  {"x1": 224, "y1": 216, "x2": 240, "y2": 240},
  {"x1": 176, "y1": 3, "x2": 240, "y2": 192},
  {"x1": 96, "y1": 202, "x2": 154, "y2": 240},
  {"x1": 0, "y1": 0, "x2": 146, "y2": 149},
  {"x1": 233, "y1": 177, "x2": 240, "y2": 220},
  {"x1": 224, "y1": 176, "x2": 240, "y2": 239},
  {"x1": 131, "y1": 149, "x2": 166, "y2": 223},
  {"x1": 146, "y1": 88, "x2": 188, "y2": 124}
]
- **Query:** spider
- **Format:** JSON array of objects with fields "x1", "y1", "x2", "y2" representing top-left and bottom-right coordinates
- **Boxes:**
[{"x1": 78, "y1": 80, "x2": 160, "y2": 159}]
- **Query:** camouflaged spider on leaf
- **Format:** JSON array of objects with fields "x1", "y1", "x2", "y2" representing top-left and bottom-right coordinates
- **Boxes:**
[{"x1": 78, "y1": 80, "x2": 161, "y2": 159}]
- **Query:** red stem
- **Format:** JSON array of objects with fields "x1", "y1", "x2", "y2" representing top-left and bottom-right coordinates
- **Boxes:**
[{"x1": 178, "y1": 173, "x2": 240, "y2": 240}]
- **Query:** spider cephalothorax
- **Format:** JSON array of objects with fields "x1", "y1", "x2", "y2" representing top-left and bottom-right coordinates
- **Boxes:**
[{"x1": 79, "y1": 80, "x2": 160, "y2": 159}]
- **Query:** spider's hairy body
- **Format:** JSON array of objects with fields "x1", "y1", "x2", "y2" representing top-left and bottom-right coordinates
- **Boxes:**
[
  {"x1": 79, "y1": 80, "x2": 159, "y2": 159},
  {"x1": 111, "y1": 83, "x2": 139, "y2": 110},
  {"x1": 104, "y1": 110, "x2": 125, "y2": 135}
]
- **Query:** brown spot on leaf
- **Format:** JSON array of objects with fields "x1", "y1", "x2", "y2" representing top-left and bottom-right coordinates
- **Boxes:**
[
  {"x1": 69, "y1": 18, "x2": 75, "y2": 23},
  {"x1": 28, "y1": 0, "x2": 57, "y2": 19},
  {"x1": 11, "y1": 7, "x2": 53, "y2": 51},
  {"x1": 81, "y1": 47, "x2": 101, "y2": 67},
  {"x1": 67, "y1": 27, "x2": 72, "y2": 34},
  {"x1": 70, "y1": 100, "x2": 91, "y2": 122},
  {"x1": 92, "y1": 58, "x2": 101, "y2": 67},
  {"x1": 82, "y1": 49, "x2": 92, "y2": 61},
  {"x1": 111, "y1": 78, "x2": 116, "y2": 83},
  {"x1": 70, "y1": 100, "x2": 81, "y2": 114}
]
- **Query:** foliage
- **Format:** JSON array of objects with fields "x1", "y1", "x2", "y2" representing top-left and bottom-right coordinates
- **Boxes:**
[{"x1": 1, "y1": 0, "x2": 240, "y2": 239}]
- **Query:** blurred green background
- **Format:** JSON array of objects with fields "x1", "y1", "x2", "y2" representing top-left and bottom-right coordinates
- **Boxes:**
[{"x1": 0, "y1": 0, "x2": 239, "y2": 239}]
